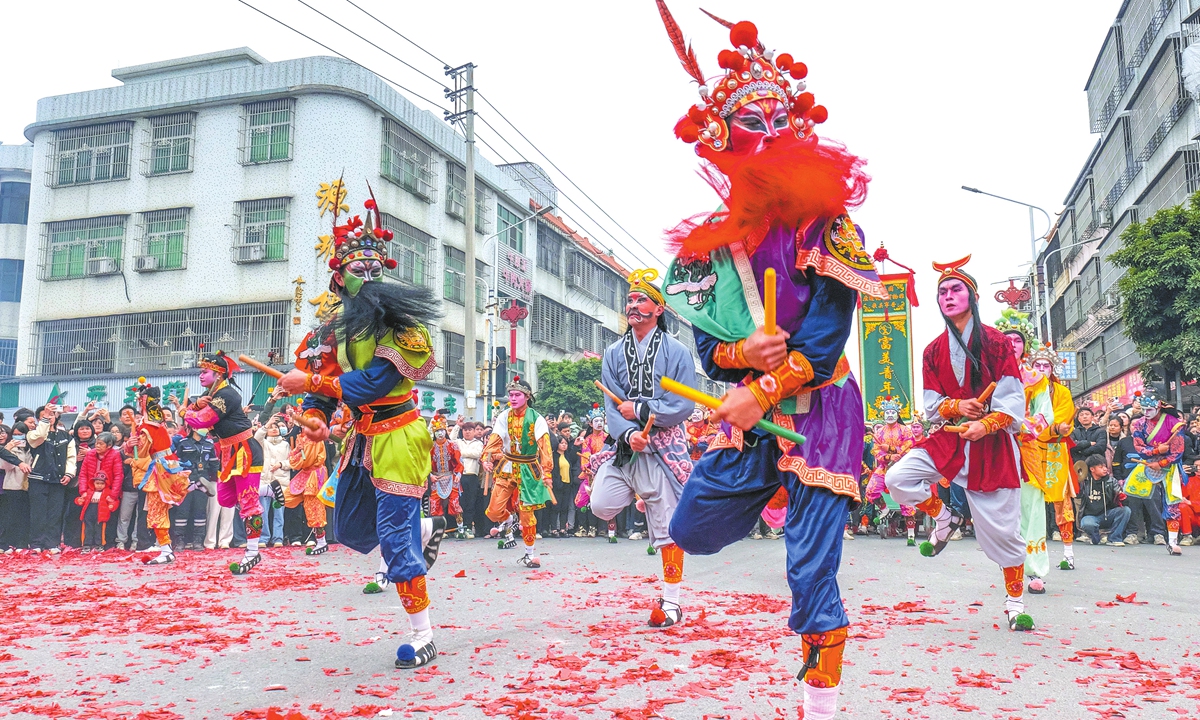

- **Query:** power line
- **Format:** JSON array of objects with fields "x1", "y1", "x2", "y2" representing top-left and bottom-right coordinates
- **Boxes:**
[
  {"x1": 292, "y1": 0, "x2": 449, "y2": 90},
  {"x1": 234, "y1": 0, "x2": 450, "y2": 112},
  {"x1": 473, "y1": 114, "x2": 662, "y2": 271},
  {"x1": 341, "y1": 0, "x2": 450, "y2": 68},
  {"x1": 476, "y1": 91, "x2": 666, "y2": 267},
  {"x1": 337, "y1": 0, "x2": 665, "y2": 267}
]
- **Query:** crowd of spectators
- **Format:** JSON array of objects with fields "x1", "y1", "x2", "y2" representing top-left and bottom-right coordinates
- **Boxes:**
[
  {"x1": 856, "y1": 398, "x2": 1200, "y2": 548},
  {"x1": 0, "y1": 400, "x2": 656, "y2": 554}
]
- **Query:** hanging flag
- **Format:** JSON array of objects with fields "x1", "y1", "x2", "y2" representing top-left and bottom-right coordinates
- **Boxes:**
[{"x1": 858, "y1": 273, "x2": 916, "y2": 422}]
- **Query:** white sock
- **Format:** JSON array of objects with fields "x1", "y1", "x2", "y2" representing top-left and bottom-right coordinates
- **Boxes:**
[
  {"x1": 420, "y1": 518, "x2": 433, "y2": 547},
  {"x1": 803, "y1": 683, "x2": 840, "y2": 720},
  {"x1": 246, "y1": 536, "x2": 259, "y2": 555},
  {"x1": 1005, "y1": 594, "x2": 1024, "y2": 615},
  {"x1": 159, "y1": 544, "x2": 172, "y2": 556},
  {"x1": 1170, "y1": 530, "x2": 1179, "y2": 546},
  {"x1": 525, "y1": 542, "x2": 535, "y2": 556},
  {"x1": 907, "y1": 527, "x2": 915, "y2": 540},
  {"x1": 1064, "y1": 543, "x2": 1074, "y2": 559},
  {"x1": 608, "y1": 528, "x2": 616, "y2": 537},
  {"x1": 408, "y1": 608, "x2": 432, "y2": 642},
  {"x1": 662, "y1": 581, "x2": 680, "y2": 605},
  {"x1": 378, "y1": 557, "x2": 389, "y2": 574},
  {"x1": 316, "y1": 535, "x2": 327, "y2": 548}
]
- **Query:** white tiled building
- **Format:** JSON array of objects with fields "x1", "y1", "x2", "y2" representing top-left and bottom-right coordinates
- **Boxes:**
[
  {"x1": 0, "y1": 143, "x2": 32, "y2": 402},
  {"x1": 5, "y1": 48, "x2": 707, "y2": 419}
]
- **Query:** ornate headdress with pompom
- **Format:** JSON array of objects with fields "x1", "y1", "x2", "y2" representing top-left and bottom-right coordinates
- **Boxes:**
[
  {"x1": 198, "y1": 345, "x2": 241, "y2": 377},
  {"x1": 586, "y1": 402, "x2": 605, "y2": 424},
  {"x1": 994, "y1": 308, "x2": 1038, "y2": 350},
  {"x1": 429, "y1": 413, "x2": 448, "y2": 433},
  {"x1": 1026, "y1": 342, "x2": 1065, "y2": 374},
  {"x1": 323, "y1": 181, "x2": 398, "y2": 277},
  {"x1": 656, "y1": 2, "x2": 826, "y2": 152},
  {"x1": 879, "y1": 396, "x2": 902, "y2": 416},
  {"x1": 1134, "y1": 389, "x2": 1160, "y2": 407},
  {"x1": 507, "y1": 375, "x2": 534, "y2": 399}
]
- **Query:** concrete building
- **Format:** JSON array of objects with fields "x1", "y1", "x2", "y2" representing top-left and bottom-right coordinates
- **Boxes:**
[
  {"x1": 0, "y1": 143, "x2": 32, "y2": 404},
  {"x1": 1040, "y1": 0, "x2": 1200, "y2": 407},
  {"x1": 5, "y1": 48, "x2": 706, "y2": 418}
]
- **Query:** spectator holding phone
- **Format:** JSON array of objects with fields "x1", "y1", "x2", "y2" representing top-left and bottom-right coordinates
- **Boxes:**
[
  {"x1": 26, "y1": 404, "x2": 75, "y2": 553},
  {"x1": 1, "y1": 417, "x2": 34, "y2": 551}
]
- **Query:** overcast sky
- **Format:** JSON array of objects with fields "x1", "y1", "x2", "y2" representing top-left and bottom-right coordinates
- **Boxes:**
[{"x1": 2, "y1": 0, "x2": 1123, "y2": 396}]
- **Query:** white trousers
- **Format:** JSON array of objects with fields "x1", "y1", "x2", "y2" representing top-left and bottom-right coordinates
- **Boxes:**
[
  {"x1": 886, "y1": 448, "x2": 1024, "y2": 568},
  {"x1": 205, "y1": 487, "x2": 235, "y2": 549},
  {"x1": 590, "y1": 453, "x2": 680, "y2": 549}
]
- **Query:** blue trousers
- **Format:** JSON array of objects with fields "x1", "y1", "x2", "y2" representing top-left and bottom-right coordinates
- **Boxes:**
[
  {"x1": 669, "y1": 440, "x2": 850, "y2": 634},
  {"x1": 334, "y1": 462, "x2": 426, "y2": 584}
]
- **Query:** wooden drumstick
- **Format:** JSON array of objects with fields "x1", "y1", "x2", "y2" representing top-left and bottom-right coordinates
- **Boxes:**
[
  {"x1": 236, "y1": 354, "x2": 322, "y2": 431},
  {"x1": 976, "y1": 382, "x2": 997, "y2": 405},
  {"x1": 763, "y1": 268, "x2": 777, "y2": 335},
  {"x1": 643, "y1": 413, "x2": 656, "y2": 437},
  {"x1": 594, "y1": 379, "x2": 625, "y2": 404}
]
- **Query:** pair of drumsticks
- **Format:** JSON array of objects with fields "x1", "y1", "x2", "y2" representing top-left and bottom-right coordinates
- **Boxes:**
[
  {"x1": 237, "y1": 354, "x2": 324, "y2": 431},
  {"x1": 942, "y1": 382, "x2": 998, "y2": 435}
]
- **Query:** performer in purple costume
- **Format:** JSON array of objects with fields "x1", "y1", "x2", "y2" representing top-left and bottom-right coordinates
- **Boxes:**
[{"x1": 655, "y1": 5, "x2": 886, "y2": 718}]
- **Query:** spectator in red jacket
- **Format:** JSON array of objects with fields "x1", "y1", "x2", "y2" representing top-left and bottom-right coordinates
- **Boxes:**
[{"x1": 75, "y1": 433, "x2": 124, "y2": 550}]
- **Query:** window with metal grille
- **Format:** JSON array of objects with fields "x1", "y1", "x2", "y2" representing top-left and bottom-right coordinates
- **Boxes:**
[
  {"x1": 41, "y1": 216, "x2": 126, "y2": 280},
  {"x1": 241, "y1": 99, "x2": 293, "y2": 164},
  {"x1": 381, "y1": 118, "x2": 437, "y2": 202},
  {"x1": 380, "y1": 213, "x2": 433, "y2": 288},
  {"x1": 572, "y1": 312, "x2": 598, "y2": 352},
  {"x1": 442, "y1": 330, "x2": 465, "y2": 388},
  {"x1": 602, "y1": 270, "x2": 623, "y2": 312},
  {"x1": 446, "y1": 162, "x2": 466, "y2": 219},
  {"x1": 0, "y1": 338, "x2": 14, "y2": 378},
  {"x1": 135, "y1": 208, "x2": 189, "y2": 272},
  {"x1": 476, "y1": 186, "x2": 494, "y2": 235},
  {"x1": 596, "y1": 325, "x2": 619, "y2": 351},
  {"x1": 49, "y1": 121, "x2": 132, "y2": 187},
  {"x1": 497, "y1": 205, "x2": 523, "y2": 252},
  {"x1": 532, "y1": 295, "x2": 571, "y2": 351},
  {"x1": 144, "y1": 112, "x2": 195, "y2": 175},
  {"x1": 28, "y1": 300, "x2": 290, "y2": 376},
  {"x1": 0, "y1": 259, "x2": 22, "y2": 302},
  {"x1": 234, "y1": 198, "x2": 289, "y2": 263},
  {"x1": 536, "y1": 223, "x2": 564, "y2": 277},
  {"x1": 0, "y1": 182, "x2": 29, "y2": 224},
  {"x1": 444, "y1": 246, "x2": 466, "y2": 304},
  {"x1": 567, "y1": 251, "x2": 610, "y2": 300},
  {"x1": 1138, "y1": 145, "x2": 1200, "y2": 213}
]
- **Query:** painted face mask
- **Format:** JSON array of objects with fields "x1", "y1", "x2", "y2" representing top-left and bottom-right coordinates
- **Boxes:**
[
  {"x1": 434, "y1": 430, "x2": 446, "y2": 441},
  {"x1": 198, "y1": 368, "x2": 221, "y2": 388},
  {"x1": 689, "y1": 409, "x2": 704, "y2": 423},
  {"x1": 592, "y1": 417, "x2": 605, "y2": 431},
  {"x1": 1005, "y1": 333, "x2": 1025, "y2": 362},
  {"x1": 1032, "y1": 359, "x2": 1053, "y2": 376},
  {"x1": 341, "y1": 259, "x2": 383, "y2": 297},
  {"x1": 509, "y1": 390, "x2": 528, "y2": 411},
  {"x1": 728, "y1": 98, "x2": 789, "y2": 156},
  {"x1": 625, "y1": 291, "x2": 660, "y2": 328},
  {"x1": 883, "y1": 410, "x2": 899, "y2": 424},
  {"x1": 937, "y1": 278, "x2": 973, "y2": 318}
]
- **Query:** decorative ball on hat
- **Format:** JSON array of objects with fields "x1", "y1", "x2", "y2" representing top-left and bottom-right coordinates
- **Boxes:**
[{"x1": 879, "y1": 395, "x2": 902, "y2": 415}]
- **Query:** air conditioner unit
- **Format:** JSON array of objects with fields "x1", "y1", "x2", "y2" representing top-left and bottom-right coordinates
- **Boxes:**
[
  {"x1": 1099, "y1": 208, "x2": 1113, "y2": 228},
  {"x1": 86, "y1": 257, "x2": 119, "y2": 276},
  {"x1": 168, "y1": 351, "x2": 195, "y2": 370},
  {"x1": 134, "y1": 255, "x2": 160, "y2": 272},
  {"x1": 1103, "y1": 290, "x2": 1121, "y2": 309},
  {"x1": 234, "y1": 244, "x2": 266, "y2": 263}
]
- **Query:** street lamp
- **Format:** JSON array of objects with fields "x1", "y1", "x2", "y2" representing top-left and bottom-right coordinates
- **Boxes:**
[{"x1": 961, "y1": 186, "x2": 1053, "y2": 343}]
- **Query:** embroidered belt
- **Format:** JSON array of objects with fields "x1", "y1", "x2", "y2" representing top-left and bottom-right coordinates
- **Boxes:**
[
  {"x1": 354, "y1": 399, "x2": 419, "y2": 436},
  {"x1": 216, "y1": 428, "x2": 253, "y2": 448},
  {"x1": 503, "y1": 452, "x2": 537, "y2": 464}
]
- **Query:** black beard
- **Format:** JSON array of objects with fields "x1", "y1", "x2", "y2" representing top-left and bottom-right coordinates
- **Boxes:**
[{"x1": 335, "y1": 280, "x2": 441, "y2": 340}]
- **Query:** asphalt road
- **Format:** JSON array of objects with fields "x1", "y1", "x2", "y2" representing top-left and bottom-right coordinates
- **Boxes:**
[{"x1": 1, "y1": 532, "x2": 1197, "y2": 719}]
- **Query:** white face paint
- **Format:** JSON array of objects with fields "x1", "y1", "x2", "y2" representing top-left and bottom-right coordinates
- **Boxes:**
[
  {"x1": 883, "y1": 410, "x2": 899, "y2": 425},
  {"x1": 1143, "y1": 404, "x2": 1160, "y2": 419},
  {"x1": 1032, "y1": 359, "x2": 1053, "y2": 376},
  {"x1": 434, "y1": 430, "x2": 446, "y2": 440},
  {"x1": 591, "y1": 417, "x2": 605, "y2": 430},
  {"x1": 689, "y1": 409, "x2": 704, "y2": 423}
]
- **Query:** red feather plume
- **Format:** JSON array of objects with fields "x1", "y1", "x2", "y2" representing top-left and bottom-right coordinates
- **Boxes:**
[
  {"x1": 699, "y1": 8, "x2": 765, "y2": 52},
  {"x1": 656, "y1": 0, "x2": 705, "y2": 85}
]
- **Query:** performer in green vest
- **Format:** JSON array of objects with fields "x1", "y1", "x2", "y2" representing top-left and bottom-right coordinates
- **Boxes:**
[{"x1": 482, "y1": 376, "x2": 554, "y2": 568}]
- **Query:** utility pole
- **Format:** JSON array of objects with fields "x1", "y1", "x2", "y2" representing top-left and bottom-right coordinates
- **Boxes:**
[{"x1": 446, "y1": 63, "x2": 477, "y2": 418}]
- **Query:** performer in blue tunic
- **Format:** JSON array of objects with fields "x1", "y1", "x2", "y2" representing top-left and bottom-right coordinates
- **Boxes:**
[{"x1": 590, "y1": 269, "x2": 696, "y2": 628}]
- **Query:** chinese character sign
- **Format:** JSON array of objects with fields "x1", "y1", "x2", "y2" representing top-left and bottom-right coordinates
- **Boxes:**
[{"x1": 858, "y1": 275, "x2": 915, "y2": 422}]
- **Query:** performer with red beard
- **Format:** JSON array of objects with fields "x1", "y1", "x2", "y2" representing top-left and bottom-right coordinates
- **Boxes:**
[{"x1": 656, "y1": 5, "x2": 885, "y2": 718}]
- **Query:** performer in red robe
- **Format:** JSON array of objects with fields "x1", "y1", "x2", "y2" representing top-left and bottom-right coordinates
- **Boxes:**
[{"x1": 885, "y1": 256, "x2": 1034, "y2": 631}]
